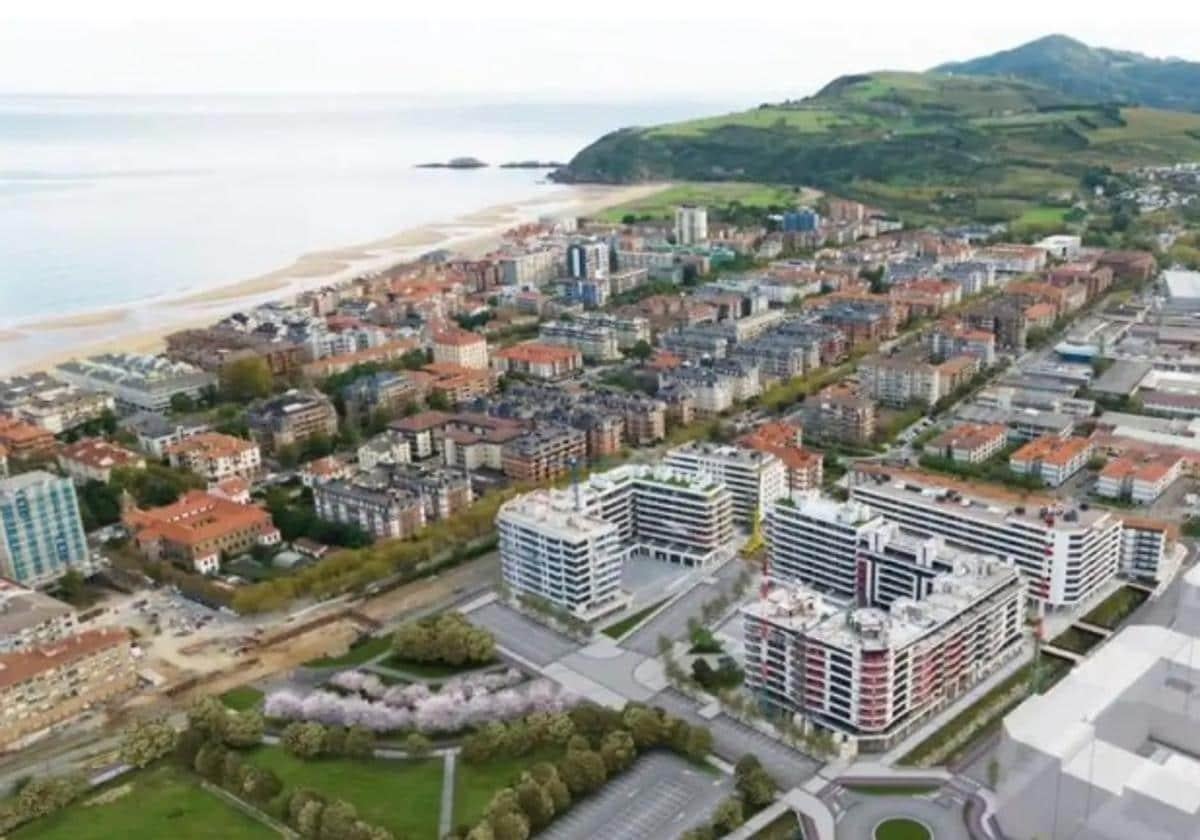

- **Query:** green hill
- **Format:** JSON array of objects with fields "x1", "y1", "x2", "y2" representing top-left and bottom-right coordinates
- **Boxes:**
[
  {"x1": 556, "y1": 69, "x2": 1200, "y2": 223},
  {"x1": 936, "y1": 34, "x2": 1200, "y2": 114}
]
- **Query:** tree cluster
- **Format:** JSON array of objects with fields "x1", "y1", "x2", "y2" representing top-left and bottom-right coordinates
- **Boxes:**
[
  {"x1": 280, "y1": 721, "x2": 376, "y2": 760},
  {"x1": 111, "y1": 463, "x2": 206, "y2": 508},
  {"x1": 391, "y1": 611, "x2": 495, "y2": 667},
  {"x1": 0, "y1": 774, "x2": 88, "y2": 835},
  {"x1": 681, "y1": 755, "x2": 779, "y2": 839},
  {"x1": 284, "y1": 789, "x2": 394, "y2": 840}
]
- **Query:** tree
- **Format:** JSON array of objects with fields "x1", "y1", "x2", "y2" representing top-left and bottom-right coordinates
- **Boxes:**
[
  {"x1": 733, "y1": 755, "x2": 776, "y2": 809},
  {"x1": 319, "y1": 799, "x2": 359, "y2": 840},
  {"x1": 322, "y1": 726, "x2": 348, "y2": 757},
  {"x1": 242, "y1": 766, "x2": 283, "y2": 803},
  {"x1": 558, "y1": 749, "x2": 607, "y2": 796},
  {"x1": 628, "y1": 340, "x2": 653, "y2": 362},
  {"x1": 599, "y1": 729, "x2": 636, "y2": 774},
  {"x1": 221, "y1": 749, "x2": 245, "y2": 789},
  {"x1": 347, "y1": 725, "x2": 378, "y2": 758},
  {"x1": 221, "y1": 357, "x2": 273, "y2": 402},
  {"x1": 187, "y1": 695, "x2": 228, "y2": 739},
  {"x1": 622, "y1": 706, "x2": 663, "y2": 750},
  {"x1": 515, "y1": 777, "x2": 556, "y2": 830},
  {"x1": 194, "y1": 742, "x2": 228, "y2": 782},
  {"x1": 112, "y1": 463, "x2": 204, "y2": 508},
  {"x1": 426, "y1": 390, "x2": 451, "y2": 411},
  {"x1": 15, "y1": 775, "x2": 86, "y2": 822},
  {"x1": 297, "y1": 798, "x2": 327, "y2": 838},
  {"x1": 489, "y1": 811, "x2": 531, "y2": 840},
  {"x1": 170, "y1": 392, "x2": 197, "y2": 414},
  {"x1": 711, "y1": 796, "x2": 744, "y2": 834},
  {"x1": 683, "y1": 725, "x2": 713, "y2": 761},
  {"x1": 119, "y1": 717, "x2": 178, "y2": 768},
  {"x1": 282, "y1": 721, "x2": 327, "y2": 759},
  {"x1": 465, "y1": 823, "x2": 496, "y2": 840},
  {"x1": 223, "y1": 710, "x2": 265, "y2": 748}
]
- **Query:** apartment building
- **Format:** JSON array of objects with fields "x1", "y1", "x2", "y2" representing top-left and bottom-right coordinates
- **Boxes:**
[
  {"x1": 357, "y1": 431, "x2": 412, "y2": 470},
  {"x1": 927, "y1": 423, "x2": 1007, "y2": 464},
  {"x1": 764, "y1": 492, "x2": 883, "y2": 595},
  {"x1": 659, "y1": 360, "x2": 762, "y2": 416},
  {"x1": 124, "y1": 490, "x2": 280, "y2": 575},
  {"x1": 0, "y1": 578, "x2": 77, "y2": 653},
  {"x1": 161, "y1": 433, "x2": 260, "y2": 485},
  {"x1": 674, "y1": 204, "x2": 708, "y2": 245},
  {"x1": 928, "y1": 321, "x2": 996, "y2": 366},
  {"x1": 389, "y1": 464, "x2": 474, "y2": 523},
  {"x1": 491, "y1": 343, "x2": 583, "y2": 381},
  {"x1": 389, "y1": 411, "x2": 451, "y2": 461},
  {"x1": 0, "y1": 446, "x2": 6, "y2": 479},
  {"x1": 848, "y1": 466, "x2": 1121, "y2": 609},
  {"x1": 859, "y1": 354, "x2": 943, "y2": 407},
  {"x1": 501, "y1": 425, "x2": 587, "y2": 483},
  {"x1": 582, "y1": 391, "x2": 666, "y2": 446},
  {"x1": 1096, "y1": 454, "x2": 1183, "y2": 504},
  {"x1": 0, "y1": 414, "x2": 56, "y2": 459},
  {"x1": 123, "y1": 412, "x2": 210, "y2": 459},
  {"x1": 246, "y1": 390, "x2": 339, "y2": 453},
  {"x1": 738, "y1": 422, "x2": 824, "y2": 492},
  {"x1": 1008, "y1": 436, "x2": 1093, "y2": 487},
  {"x1": 0, "y1": 627, "x2": 136, "y2": 749},
  {"x1": 664, "y1": 442, "x2": 787, "y2": 524},
  {"x1": 742, "y1": 554, "x2": 1024, "y2": 750},
  {"x1": 497, "y1": 490, "x2": 626, "y2": 620},
  {"x1": 565, "y1": 240, "x2": 610, "y2": 280},
  {"x1": 432, "y1": 328, "x2": 490, "y2": 370},
  {"x1": 342, "y1": 372, "x2": 421, "y2": 426},
  {"x1": 731, "y1": 335, "x2": 818, "y2": 381},
  {"x1": 57, "y1": 438, "x2": 145, "y2": 485},
  {"x1": 1117, "y1": 516, "x2": 1178, "y2": 585},
  {"x1": 313, "y1": 477, "x2": 426, "y2": 540},
  {"x1": 802, "y1": 384, "x2": 877, "y2": 447},
  {"x1": 55, "y1": 353, "x2": 216, "y2": 414},
  {"x1": 538, "y1": 320, "x2": 621, "y2": 362},
  {"x1": 0, "y1": 472, "x2": 90, "y2": 588},
  {"x1": 499, "y1": 247, "x2": 560, "y2": 286},
  {"x1": 0, "y1": 373, "x2": 115, "y2": 434},
  {"x1": 963, "y1": 299, "x2": 1028, "y2": 351}
]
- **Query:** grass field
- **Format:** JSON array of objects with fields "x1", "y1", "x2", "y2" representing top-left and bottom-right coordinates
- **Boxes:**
[
  {"x1": 601, "y1": 599, "x2": 669, "y2": 639},
  {"x1": 594, "y1": 182, "x2": 805, "y2": 222},
  {"x1": 304, "y1": 635, "x2": 391, "y2": 669},
  {"x1": 843, "y1": 783, "x2": 940, "y2": 796},
  {"x1": 10, "y1": 765, "x2": 275, "y2": 840},
  {"x1": 649, "y1": 107, "x2": 850, "y2": 138},
  {"x1": 874, "y1": 817, "x2": 932, "y2": 840},
  {"x1": 1081, "y1": 586, "x2": 1148, "y2": 629},
  {"x1": 250, "y1": 746, "x2": 442, "y2": 839},
  {"x1": 220, "y1": 686, "x2": 264, "y2": 711},
  {"x1": 379, "y1": 655, "x2": 493, "y2": 679},
  {"x1": 752, "y1": 811, "x2": 801, "y2": 839},
  {"x1": 1015, "y1": 205, "x2": 1071, "y2": 226},
  {"x1": 454, "y1": 747, "x2": 563, "y2": 829}
]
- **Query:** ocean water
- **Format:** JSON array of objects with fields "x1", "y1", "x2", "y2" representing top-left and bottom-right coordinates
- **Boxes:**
[{"x1": 0, "y1": 96, "x2": 733, "y2": 327}]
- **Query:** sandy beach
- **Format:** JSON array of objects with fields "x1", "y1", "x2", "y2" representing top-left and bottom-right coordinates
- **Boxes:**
[{"x1": 0, "y1": 182, "x2": 668, "y2": 376}]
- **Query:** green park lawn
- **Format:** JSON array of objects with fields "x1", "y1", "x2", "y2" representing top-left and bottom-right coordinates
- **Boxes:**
[
  {"x1": 10, "y1": 765, "x2": 274, "y2": 840},
  {"x1": 379, "y1": 654, "x2": 493, "y2": 680},
  {"x1": 596, "y1": 182, "x2": 803, "y2": 222},
  {"x1": 304, "y1": 634, "x2": 392, "y2": 668},
  {"x1": 874, "y1": 817, "x2": 932, "y2": 840},
  {"x1": 601, "y1": 599, "x2": 669, "y2": 639},
  {"x1": 220, "y1": 685, "x2": 265, "y2": 711},
  {"x1": 250, "y1": 746, "x2": 443, "y2": 839},
  {"x1": 454, "y1": 747, "x2": 563, "y2": 829}
]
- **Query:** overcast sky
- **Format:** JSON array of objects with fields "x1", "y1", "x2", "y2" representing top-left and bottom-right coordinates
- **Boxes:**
[{"x1": 3, "y1": 1, "x2": 1194, "y2": 102}]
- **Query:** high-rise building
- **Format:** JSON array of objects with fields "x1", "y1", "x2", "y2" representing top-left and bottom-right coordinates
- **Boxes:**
[
  {"x1": 764, "y1": 492, "x2": 883, "y2": 596},
  {"x1": 566, "y1": 241, "x2": 610, "y2": 281},
  {"x1": 674, "y1": 205, "x2": 708, "y2": 246},
  {"x1": 0, "y1": 471, "x2": 90, "y2": 588},
  {"x1": 664, "y1": 442, "x2": 787, "y2": 524}
]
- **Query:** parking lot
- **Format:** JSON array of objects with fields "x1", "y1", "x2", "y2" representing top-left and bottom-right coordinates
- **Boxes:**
[
  {"x1": 467, "y1": 601, "x2": 580, "y2": 666},
  {"x1": 541, "y1": 752, "x2": 728, "y2": 840},
  {"x1": 652, "y1": 689, "x2": 820, "y2": 789}
]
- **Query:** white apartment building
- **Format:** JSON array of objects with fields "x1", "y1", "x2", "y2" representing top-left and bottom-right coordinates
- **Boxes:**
[
  {"x1": 1096, "y1": 455, "x2": 1183, "y2": 504},
  {"x1": 574, "y1": 312, "x2": 651, "y2": 349},
  {"x1": 165, "y1": 432, "x2": 262, "y2": 483},
  {"x1": 848, "y1": 467, "x2": 1122, "y2": 609},
  {"x1": 858, "y1": 355, "x2": 943, "y2": 407},
  {"x1": 764, "y1": 492, "x2": 884, "y2": 596},
  {"x1": 0, "y1": 578, "x2": 77, "y2": 654},
  {"x1": 538, "y1": 321, "x2": 621, "y2": 362},
  {"x1": 497, "y1": 490, "x2": 626, "y2": 620},
  {"x1": 500, "y1": 247, "x2": 561, "y2": 286},
  {"x1": 664, "y1": 442, "x2": 786, "y2": 524},
  {"x1": 1118, "y1": 517, "x2": 1180, "y2": 586},
  {"x1": 674, "y1": 204, "x2": 708, "y2": 245},
  {"x1": 432, "y1": 329, "x2": 490, "y2": 370},
  {"x1": 1008, "y1": 436, "x2": 1093, "y2": 487},
  {"x1": 742, "y1": 554, "x2": 1024, "y2": 750},
  {"x1": 55, "y1": 353, "x2": 216, "y2": 415}
]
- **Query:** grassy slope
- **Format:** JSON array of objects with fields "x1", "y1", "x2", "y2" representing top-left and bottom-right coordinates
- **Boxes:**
[
  {"x1": 563, "y1": 70, "x2": 1200, "y2": 224},
  {"x1": 250, "y1": 746, "x2": 443, "y2": 839},
  {"x1": 10, "y1": 765, "x2": 274, "y2": 840},
  {"x1": 594, "y1": 182, "x2": 806, "y2": 222}
]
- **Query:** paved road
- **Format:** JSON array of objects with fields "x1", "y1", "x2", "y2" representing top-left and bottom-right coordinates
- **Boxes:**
[
  {"x1": 833, "y1": 786, "x2": 969, "y2": 840},
  {"x1": 468, "y1": 602, "x2": 580, "y2": 666},
  {"x1": 651, "y1": 689, "x2": 820, "y2": 789},
  {"x1": 541, "y1": 753, "x2": 729, "y2": 840},
  {"x1": 624, "y1": 561, "x2": 745, "y2": 657}
]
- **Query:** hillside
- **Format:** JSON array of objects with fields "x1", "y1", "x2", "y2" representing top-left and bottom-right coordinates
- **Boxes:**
[
  {"x1": 936, "y1": 34, "x2": 1200, "y2": 113},
  {"x1": 555, "y1": 70, "x2": 1200, "y2": 222}
]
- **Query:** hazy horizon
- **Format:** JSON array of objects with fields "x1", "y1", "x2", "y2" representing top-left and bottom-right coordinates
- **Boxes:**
[{"x1": 4, "y1": 2, "x2": 1196, "y2": 101}]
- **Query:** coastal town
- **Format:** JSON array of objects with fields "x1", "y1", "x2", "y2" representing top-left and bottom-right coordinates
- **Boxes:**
[{"x1": 3, "y1": 160, "x2": 1200, "y2": 840}]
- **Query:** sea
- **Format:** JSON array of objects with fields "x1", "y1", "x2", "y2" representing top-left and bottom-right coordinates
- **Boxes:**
[{"x1": 0, "y1": 95, "x2": 736, "y2": 328}]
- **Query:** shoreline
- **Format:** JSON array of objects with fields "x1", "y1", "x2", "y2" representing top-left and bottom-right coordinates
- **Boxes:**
[{"x1": 0, "y1": 182, "x2": 668, "y2": 376}]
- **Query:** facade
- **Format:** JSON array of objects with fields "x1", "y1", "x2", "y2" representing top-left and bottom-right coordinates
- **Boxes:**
[
  {"x1": 499, "y1": 247, "x2": 560, "y2": 286},
  {"x1": 848, "y1": 466, "x2": 1121, "y2": 609},
  {"x1": 574, "y1": 312, "x2": 651, "y2": 350},
  {"x1": 737, "y1": 422, "x2": 824, "y2": 492},
  {"x1": 802, "y1": 384, "x2": 877, "y2": 446},
  {"x1": 124, "y1": 490, "x2": 280, "y2": 575},
  {"x1": 538, "y1": 320, "x2": 620, "y2": 362},
  {"x1": 566, "y1": 241, "x2": 610, "y2": 281},
  {"x1": 1008, "y1": 435, "x2": 1093, "y2": 487},
  {"x1": 342, "y1": 372, "x2": 421, "y2": 426},
  {"x1": 0, "y1": 472, "x2": 90, "y2": 588},
  {"x1": 664, "y1": 442, "x2": 787, "y2": 524},
  {"x1": 0, "y1": 374, "x2": 114, "y2": 434},
  {"x1": 927, "y1": 423, "x2": 1007, "y2": 464},
  {"x1": 246, "y1": 390, "x2": 339, "y2": 453},
  {"x1": 165, "y1": 432, "x2": 262, "y2": 483},
  {"x1": 57, "y1": 438, "x2": 145, "y2": 485},
  {"x1": 928, "y1": 321, "x2": 996, "y2": 366},
  {"x1": 1096, "y1": 454, "x2": 1183, "y2": 503},
  {"x1": 389, "y1": 411, "x2": 451, "y2": 461},
  {"x1": 1117, "y1": 516, "x2": 1178, "y2": 585},
  {"x1": 743, "y1": 553, "x2": 1024, "y2": 750},
  {"x1": 0, "y1": 414, "x2": 57, "y2": 459},
  {"x1": 0, "y1": 627, "x2": 135, "y2": 749},
  {"x1": 55, "y1": 353, "x2": 216, "y2": 414},
  {"x1": 0, "y1": 578, "x2": 77, "y2": 653},
  {"x1": 497, "y1": 490, "x2": 626, "y2": 620},
  {"x1": 764, "y1": 492, "x2": 883, "y2": 596},
  {"x1": 674, "y1": 204, "x2": 708, "y2": 246},
  {"x1": 501, "y1": 425, "x2": 587, "y2": 483},
  {"x1": 123, "y1": 412, "x2": 210, "y2": 459},
  {"x1": 491, "y1": 343, "x2": 583, "y2": 381},
  {"x1": 313, "y1": 478, "x2": 426, "y2": 540},
  {"x1": 432, "y1": 328, "x2": 490, "y2": 370},
  {"x1": 859, "y1": 354, "x2": 943, "y2": 408}
]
